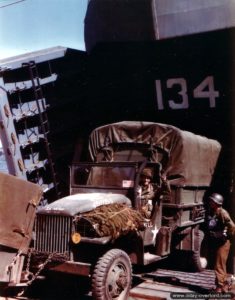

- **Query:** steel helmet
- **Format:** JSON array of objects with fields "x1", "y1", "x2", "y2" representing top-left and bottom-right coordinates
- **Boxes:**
[{"x1": 209, "y1": 193, "x2": 224, "y2": 206}]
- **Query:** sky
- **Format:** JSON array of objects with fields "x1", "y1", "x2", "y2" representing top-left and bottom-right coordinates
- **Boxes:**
[
  {"x1": 0, "y1": 0, "x2": 88, "y2": 148},
  {"x1": 0, "y1": 0, "x2": 88, "y2": 59}
]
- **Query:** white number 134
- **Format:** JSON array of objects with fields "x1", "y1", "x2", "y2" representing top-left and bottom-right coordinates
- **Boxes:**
[{"x1": 155, "y1": 76, "x2": 219, "y2": 110}]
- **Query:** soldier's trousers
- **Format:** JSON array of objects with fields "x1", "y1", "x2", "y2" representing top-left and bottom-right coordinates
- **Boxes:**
[{"x1": 214, "y1": 239, "x2": 231, "y2": 287}]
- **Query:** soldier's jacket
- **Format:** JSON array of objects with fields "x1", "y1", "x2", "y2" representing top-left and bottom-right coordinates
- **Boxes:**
[
  {"x1": 141, "y1": 184, "x2": 155, "y2": 201},
  {"x1": 214, "y1": 207, "x2": 235, "y2": 239},
  {"x1": 141, "y1": 178, "x2": 171, "y2": 203}
]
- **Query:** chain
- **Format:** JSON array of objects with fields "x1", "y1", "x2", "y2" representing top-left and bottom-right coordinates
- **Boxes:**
[
  {"x1": 26, "y1": 251, "x2": 54, "y2": 286},
  {"x1": 17, "y1": 250, "x2": 54, "y2": 297},
  {"x1": 26, "y1": 247, "x2": 32, "y2": 273}
]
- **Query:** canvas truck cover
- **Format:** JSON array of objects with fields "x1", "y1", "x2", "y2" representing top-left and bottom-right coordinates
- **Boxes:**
[
  {"x1": 88, "y1": 121, "x2": 221, "y2": 187},
  {"x1": 0, "y1": 172, "x2": 43, "y2": 253}
]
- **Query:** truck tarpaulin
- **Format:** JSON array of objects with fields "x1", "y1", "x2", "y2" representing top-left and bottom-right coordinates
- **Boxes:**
[
  {"x1": 0, "y1": 172, "x2": 42, "y2": 253},
  {"x1": 88, "y1": 121, "x2": 221, "y2": 187}
]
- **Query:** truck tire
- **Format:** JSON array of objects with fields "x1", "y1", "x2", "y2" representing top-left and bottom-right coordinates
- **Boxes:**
[
  {"x1": 169, "y1": 228, "x2": 207, "y2": 272},
  {"x1": 191, "y1": 250, "x2": 205, "y2": 272},
  {"x1": 91, "y1": 249, "x2": 132, "y2": 300},
  {"x1": 190, "y1": 229, "x2": 207, "y2": 272}
]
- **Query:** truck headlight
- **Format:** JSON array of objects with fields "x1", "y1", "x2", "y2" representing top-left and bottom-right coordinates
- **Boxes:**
[{"x1": 71, "y1": 232, "x2": 81, "y2": 244}]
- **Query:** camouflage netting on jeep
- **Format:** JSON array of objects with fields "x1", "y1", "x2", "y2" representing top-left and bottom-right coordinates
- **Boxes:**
[{"x1": 76, "y1": 203, "x2": 146, "y2": 239}]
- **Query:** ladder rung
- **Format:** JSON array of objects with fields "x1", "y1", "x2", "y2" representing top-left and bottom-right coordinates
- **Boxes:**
[
  {"x1": 41, "y1": 183, "x2": 56, "y2": 193},
  {"x1": 15, "y1": 110, "x2": 44, "y2": 121},
  {"x1": 43, "y1": 183, "x2": 60, "y2": 194},
  {"x1": 26, "y1": 160, "x2": 48, "y2": 173},
  {"x1": 20, "y1": 137, "x2": 45, "y2": 149}
]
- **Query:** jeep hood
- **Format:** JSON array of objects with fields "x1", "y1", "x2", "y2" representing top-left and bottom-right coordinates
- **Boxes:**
[{"x1": 38, "y1": 192, "x2": 131, "y2": 217}]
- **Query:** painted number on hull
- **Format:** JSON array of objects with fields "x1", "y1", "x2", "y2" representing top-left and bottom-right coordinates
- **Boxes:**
[{"x1": 155, "y1": 76, "x2": 219, "y2": 110}]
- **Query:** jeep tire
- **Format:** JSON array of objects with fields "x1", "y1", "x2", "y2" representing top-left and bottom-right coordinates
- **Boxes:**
[{"x1": 91, "y1": 249, "x2": 132, "y2": 300}]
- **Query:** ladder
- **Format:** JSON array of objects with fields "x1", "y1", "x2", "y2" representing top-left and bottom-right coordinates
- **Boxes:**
[{"x1": 22, "y1": 61, "x2": 59, "y2": 200}]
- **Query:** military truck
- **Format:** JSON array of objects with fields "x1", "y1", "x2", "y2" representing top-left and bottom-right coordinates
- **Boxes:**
[{"x1": 33, "y1": 121, "x2": 221, "y2": 299}]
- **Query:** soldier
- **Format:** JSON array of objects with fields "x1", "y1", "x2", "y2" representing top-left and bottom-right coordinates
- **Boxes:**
[
  {"x1": 139, "y1": 168, "x2": 155, "y2": 199},
  {"x1": 138, "y1": 168, "x2": 171, "y2": 218},
  {"x1": 138, "y1": 168, "x2": 155, "y2": 218},
  {"x1": 207, "y1": 193, "x2": 235, "y2": 293}
]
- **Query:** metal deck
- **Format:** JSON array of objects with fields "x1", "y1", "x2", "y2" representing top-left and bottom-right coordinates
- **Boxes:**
[
  {"x1": 130, "y1": 268, "x2": 235, "y2": 300},
  {"x1": 1, "y1": 268, "x2": 234, "y2": 299}
]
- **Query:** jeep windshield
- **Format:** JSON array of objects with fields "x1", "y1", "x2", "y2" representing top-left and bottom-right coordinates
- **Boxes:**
[{"x1": 71, "y1": 162, "x2": 138, "y2": 189}]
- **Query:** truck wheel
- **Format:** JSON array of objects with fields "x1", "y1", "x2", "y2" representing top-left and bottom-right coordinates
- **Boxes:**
[
  {"x1": 169, "y1": 228, "x2": 207, "y2": 272},
  {"x1": 190, "y1": 229, "x2": 207, "y2": 272},
  {"x1": 91, "y1": 249, "x2": 132, "y2": 300},
  {"x1": 191, "y1": 250, "x2": 207, "y2": 272}
]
